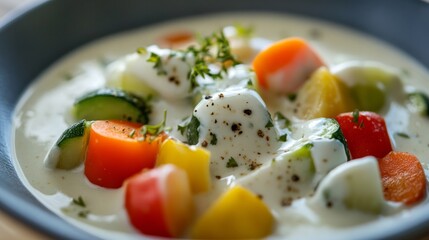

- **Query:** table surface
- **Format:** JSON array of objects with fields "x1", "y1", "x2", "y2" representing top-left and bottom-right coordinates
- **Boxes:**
[{"x1": 0, "y1": 2, "x2": 49, "y2": 240}]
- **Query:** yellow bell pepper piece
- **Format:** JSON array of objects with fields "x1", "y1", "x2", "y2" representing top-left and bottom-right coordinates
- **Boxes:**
[
  {"x1": 295, "y1": 67, "x2": 356, "y2": 119},
  {"x1": 156, "y1": 139, "x2": 211, "y2": 193},
  {"x1": 190, "y1": 186, "x2": 274, "y2": 239}
]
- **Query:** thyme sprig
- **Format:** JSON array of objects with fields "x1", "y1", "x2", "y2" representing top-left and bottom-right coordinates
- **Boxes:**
[
  {"x1": 185, "y1": 30, "x2": 241, "y2": 90},
  {"x1": 140, "y1": 110, "x2": 171, "y2": 141},
  {"x1": 147, "y1": 52, "x2": 167, "y2": 76},
  {"x1": 141, "y1": 29, "x2": 241, "y2": 92}
]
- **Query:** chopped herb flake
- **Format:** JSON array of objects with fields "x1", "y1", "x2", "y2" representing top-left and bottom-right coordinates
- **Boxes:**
[
  {"x1": 72, "y1": 196, "x2": 86, "y2": 208},
  {"x1": 129, "y1": 129, "x2": 136, "y2": 138},
  {"x1": 233, "y1": 24, "x2": 253, "y2": 38},
  {"x1": 78, "y1": 210, "x2": 90, "y2": 218},
  {"x1": 274, "y1": 112, "x2": 291, "y2": 129},
  {"x1": 226, "y1": 157, "x2": 238, "y2": 168},
  {"x1": 210, "y1": 133, "x2": 218, "y2": 145},
  {"x1": 287, "y1": 94, "x2": 297, "y2": 102},
  {"x1": 352, "y1": 109, "x2": 360, "y2": 124},
  {"x1": 278, "y1": 134, "x2": 288, "y2": 142},
  {"x1": 265, "y1": 120, "x2": 274, "y2": 128},
  {"x1": 186, "y1": 116, "x2": 201, "y2": 145},
  {"x1": 147, "y1": 52, "x2": 167, "y2": 75},
  {"x1": 136, "y1": 47, "x2": 147, "y2": 55},
  {"x1": 140, "y1": 110, "x2": 170, "y2": 141},
  {"x1": 396, "y1": 132, "x2": 410, "y2": 139}
]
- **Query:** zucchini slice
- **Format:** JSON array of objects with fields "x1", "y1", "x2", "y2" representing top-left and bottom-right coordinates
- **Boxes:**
[
  {"x1": 291, "y1": 118, "x2": 350, "y2": 160},
  {"x1": 73, "y1": 88, "x2": 150, "y2": 123},
  {"x1": 45, "y1": 119, "x2": 91, "y2": 169},
  {"x1": 408, "y1": 92, "x2": 429, "y2": 116}
]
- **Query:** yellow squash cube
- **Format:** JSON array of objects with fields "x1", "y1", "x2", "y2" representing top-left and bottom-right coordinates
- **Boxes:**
[
  {"x1": 156, "y1": 139, "x2": 211, "y2": 193},
  {"x1": 190, "y1": 186, "x2": 274, "y2": 239},
  {"x1": 295, "y1": 67, "x2": 356, "y2": 119}
]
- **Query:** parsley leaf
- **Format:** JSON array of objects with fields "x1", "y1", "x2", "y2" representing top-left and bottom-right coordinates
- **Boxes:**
[
  {"x1": 210, "y1": 133, "x2": 218, "y2": 145},
  {"x1": 278, "y1": 134, "x2": 288, "y2": 142},
  {"x1": 72, "y1": 196, "x2": 86, "y2": 208},
  {"x1": 265, "y1": 119, "x2": 274, "y2": 128},
  {"x1": 226, "y1": 157, "x2": 238, "y2": 168},
  {"x1": 147, "y1": 52, "x2": 167, "y2": 75},
  {"x1": 140, "y1": 110, "x2": 171, "y2": 141},
  {"x1": 352, "y1": 109, "x2": 360, "y2": 124},
  {"x1": 396, "y1": 132, "x2": 410, "y2": 139}
]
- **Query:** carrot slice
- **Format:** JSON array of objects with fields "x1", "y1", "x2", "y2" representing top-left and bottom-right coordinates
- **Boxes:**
[
  {"x1": 378, "y1": 151, "x2": 427, "y2": 205},
  {"x1": 84, "y1": 120, "x2": 166, "y2": 188},
  {"x1": 157, "y1": 31, "x2": 195, "y2": 48},
  {"x1": 252, "y1": 37, "x2": 324, "y2": 94}
]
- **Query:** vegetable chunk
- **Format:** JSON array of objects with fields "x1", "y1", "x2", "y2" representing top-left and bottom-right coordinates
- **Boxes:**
[
  {"x1": 335, "y1": 111, "x2": 392, "y2": 159},
  {"x1": 156, "y1": 139, "x2": 211, "y2": 193},
  {"x1": 252, "y1": 37, "x2": 324, "y2": 94},
  {"x1": 379, "y1": 151, "x2": 426, "y2": 205},
  {"x1": 295, "y1": 67, "x2": 356, "y2": 119},
  {"x1": 125, "y1": 164, "x2": 193, "y2": 238},
  {"x1": 44, "y1": 119, "x2": 91, "y2": 170},
  {"x1": 310, "y1": 156, "x2": 385, "y2": 214},
  {"x1": 84, "y1": 120, "x2": 165, "y2": 188},
  {"x1": 190, "y1": 186, "x2": 274, "y2": 239}
]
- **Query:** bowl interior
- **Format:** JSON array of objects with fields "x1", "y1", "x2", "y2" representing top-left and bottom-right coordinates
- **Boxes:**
[{"x1": 1, "y1": 0, "x2": 428, "y2": 239}]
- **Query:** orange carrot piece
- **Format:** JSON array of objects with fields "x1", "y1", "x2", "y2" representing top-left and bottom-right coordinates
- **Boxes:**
[
  {"x1": 252, "y1": 37, "x2": 324, "y2": 94},
  {"x1": 157, "y1": 31, "x2": 195, "y2": 48},
  {"x1": 378, "y1": 151, "x2": 427, "y2": 205},
  {"x1": 84, "y1": 120, "x2": 166, "y2": 189}
]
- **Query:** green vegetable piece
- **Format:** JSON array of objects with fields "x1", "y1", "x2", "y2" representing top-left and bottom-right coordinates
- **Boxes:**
[
  {"x1": 311, "y1": 157, "x2": 385, "y2": 214},
  {"x1": 46, "y1": 120, "x2": 91, "y2": 170},
  {"x1": 73, "y1": 88, "x2": 150, "y2": 124},
  {"x1": 333, "y1": 61, "x2": 405, "y2": 113},
  {"x1": 408, "y1": 92, "x2": 429, "y2": 116},
  {"x1": 291, "y1": 118, "x2": 350, "y2": 160},
  {"x1": 350, "y1": 84, "x2": 385, "y2": 112}
]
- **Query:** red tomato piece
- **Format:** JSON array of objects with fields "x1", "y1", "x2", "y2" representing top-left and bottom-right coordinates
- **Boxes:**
[
  {"x1": 335, "y1": 111, "x2": 393, "y2": 159},
  {"x1": 125, "y1": 164, "x2": 193, "y2": 238}
]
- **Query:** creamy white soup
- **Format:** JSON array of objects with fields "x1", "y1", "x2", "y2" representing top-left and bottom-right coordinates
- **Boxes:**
[{"x1": 11, "y1": 12, "x2": 429, "y2": 239}]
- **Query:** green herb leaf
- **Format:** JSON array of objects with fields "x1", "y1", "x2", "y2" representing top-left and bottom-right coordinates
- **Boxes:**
[
  {"x1": 233, "y1": 24, "x2": 253, "y2": 38},
  {"x1": 136, "y1": 47, "x2": 147, "y2": 55},
  {"x1": 226, "y1": 157, "x2": 238, "y2": 168},
  {"x1": 265, "y1": 119, "x2": 274, "y2": 128},
  {"x1": 396, "y1": 132, "x2": 410, "y2": 139},
  {"x1": 278, "y1": 134, "x2": 287, "y2": 142},
  {"x1": 352, "y1": 109, "x2": 360, "y2": 124},
  {"x1": 186, "y1": 116, "x2": 201, "y2": 145},
  {"x1": 274, "y1": 112, "x2": 291, "y2": 129},
  {"x1": 78, "y1": 210, "x2": 90, "y2": 218},
  {"x1": 140, "y1": 110, "x2": 170, "y2": 141},
  {"x1": 210, "y1": 133, "x2": 218, "y2": 145},
  {"x1": 147, "y1": 52, "x2": 167, "y2": 75},
  {"x1": 72, "y1": 196, "x2": 86, "y2": 208},
  {"x1": 128, "y1": 129, "x2": 136, "y2": 138},
  {"x1": 182, "y1": 29, "x2": 242, "y2": 91},
  {"x1": 287, "y1": 93, "x2": 297, "y2": 102}
]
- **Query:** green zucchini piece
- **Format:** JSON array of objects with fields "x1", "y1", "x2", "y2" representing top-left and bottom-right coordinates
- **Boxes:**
[
  {"x1": 45, "y1": 120, "x2": 91, "y2": 170},
  {"x1": 310, "y1": 156, "x2": 385, "y2": 214},
  {"x1": 408, "y1": 92, "x2": 429, "y2": 116},
  {"x1": 73, "y1": 88, "x2": 150, "y2": 123},
  {"x1": 291, "y1": 118, "x2": 350, "y2": 160}
]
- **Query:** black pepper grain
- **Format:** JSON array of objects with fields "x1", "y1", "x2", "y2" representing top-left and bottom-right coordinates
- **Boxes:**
[{"x1": 243, "y1": 109, "x2": 252, "y2": 115}]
